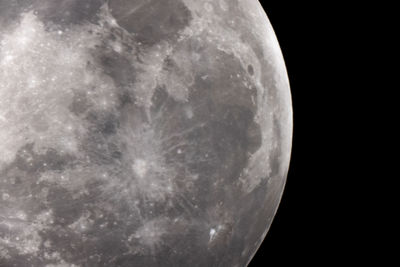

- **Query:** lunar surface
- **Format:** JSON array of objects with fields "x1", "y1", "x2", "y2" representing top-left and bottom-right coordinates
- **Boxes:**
[{"x1": 0, "y1": 0, "x2": 292, "y2": 266}]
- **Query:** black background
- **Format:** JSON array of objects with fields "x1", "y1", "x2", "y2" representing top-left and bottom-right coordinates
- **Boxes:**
[
  {"x1": 247, "y1": 1, "x2": 385, "y2": 266},
  {"x1": 248, "y1": 1, "x2": 349, "y2": 266}
]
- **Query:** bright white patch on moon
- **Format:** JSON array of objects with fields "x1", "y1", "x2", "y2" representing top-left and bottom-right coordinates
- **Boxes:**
[
  {"x1": 0, "y1": 1, "x2": 292, "y2": 266},
  {"x1": 132, "y1": 159, "x2": 148, "y2": 178},
  {"x1": 0, "y1": 12, "x2": 113, "y2": 166}
]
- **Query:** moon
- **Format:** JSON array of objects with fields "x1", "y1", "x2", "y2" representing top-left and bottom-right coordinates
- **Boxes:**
[{"x1": 0, "y1": 0, "x2": 292, "y2": 266}]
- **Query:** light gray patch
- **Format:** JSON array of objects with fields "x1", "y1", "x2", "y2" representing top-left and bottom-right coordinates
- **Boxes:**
[
  {"x1": 108, "y1": 0, "x2": 192, "y2": 46},
  {"x1": 269, "y1": 116, "x2": 283, "y2": 177}
]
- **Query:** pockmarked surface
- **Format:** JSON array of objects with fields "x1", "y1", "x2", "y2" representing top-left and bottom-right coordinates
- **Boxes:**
[{"x1": 0, "y1": 0, "x2": 292, "y2": 266}]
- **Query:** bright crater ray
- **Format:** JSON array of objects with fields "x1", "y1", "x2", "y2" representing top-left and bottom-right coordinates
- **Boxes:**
[{"x1": 0, "y1": 1, "x2": 292, "y2": 266}]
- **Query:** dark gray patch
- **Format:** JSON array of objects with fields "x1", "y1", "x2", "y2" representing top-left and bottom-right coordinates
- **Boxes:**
[
  {"x1": 111, "y1": 150, "x2": 123, "y2": 160},
  {"x1": 69, "y1": 91, "x2": 90, "y2": 116},
  {"x1": 109, "y1": 0, "x2": 192, "y2": 46},
  {"x1": 11, "y1": 143, "x2": 75, "y2": 174},
  {"x1": 47, "y1": 187, "x2": 83, "y2": 226},
  {"x1": 0, "y1": 249, "x2": 43, "y2": 267},
  {"x1": 117, "y1": 90, "x2": 135, "y2": 108},
  {"x1": 246, "y1": 120, "x2": 262, "y2": 154},
  {"x1": 0, "y1": 0, "x2": 33, "y2": 29},
  {"x1": 247, "y1": 64, "x2": 254, "y2": 76},
  {"x1": 183, "y1": 49, "x2": 262, "y2": 177},
  {"x1": 86, "y1": 111, "x2": 119, "y2": 136},
  {"x1": 80, "y1": 111, "x2": 124, "y2": 165},
  {"x1": 89, "y1": 46, "x2": 136, "y2": 108},
  {"x1": 145, "y1": 44, "x2": 263, "y2": 220},
  {"x1": 185, "y1": 41, "x2": 259, "y2": 114},
  {"x1": 32, "y1": 0, "x2": 104, "y2": 27},
  {"x1": 114, "y1": 255, "x2": 158, "y2": 267},
  {"x1": 150, "y1": 86, "x2": 170, "y2": 116},
  {"x1": 81, "y1": 135, "x2": 122, "y2": 165},
  {"x1": 119, "y1": 100, "x2": 149, "y2": 128},
  {"x1": 98, "y1": 49, "x2": 136, "y2": 89}
]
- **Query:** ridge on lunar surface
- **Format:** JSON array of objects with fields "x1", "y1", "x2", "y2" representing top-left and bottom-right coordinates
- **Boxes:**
[{"x1": 0, "y1": 0, "x2": 292, "y2": 266}]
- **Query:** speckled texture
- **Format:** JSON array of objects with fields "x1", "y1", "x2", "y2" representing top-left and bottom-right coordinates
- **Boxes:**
[{"x1": 0, "y1": 1, "x2": 292, "y2": 266}]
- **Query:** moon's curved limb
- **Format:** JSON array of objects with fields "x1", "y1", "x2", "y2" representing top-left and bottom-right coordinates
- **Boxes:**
[{"x1": 0, "y1": 1, "x2": 292, "y2": 266}]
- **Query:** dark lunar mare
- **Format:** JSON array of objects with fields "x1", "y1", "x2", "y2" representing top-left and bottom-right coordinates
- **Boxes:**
[{"x1": 108, "y1": 0, "x2": 192, "y2": 46}]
